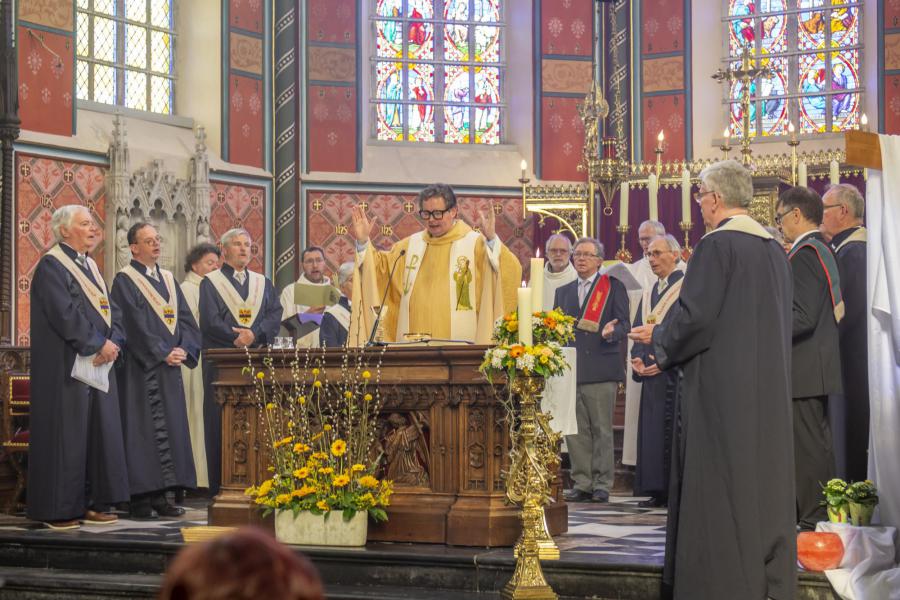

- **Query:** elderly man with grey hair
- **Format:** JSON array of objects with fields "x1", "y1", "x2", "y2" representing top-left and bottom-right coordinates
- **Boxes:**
[
  {"x1": 553, "y1": 237, "x2": 630, "y2": 503},
  {"x1": 320, "y1": 261, "x2": 354, "y2": 348},
  {"x1": 628, "y1": 160, "x2": 796, "y2": 599},
  {"x1": 27, "y1": 205, "x2": 129, "y2": 529},
  {"x1": 821, "y1": 183, "x2": 868, "y2": 482},
  {"x1": 542, "y1": 233, "x2": 577, "y2": 310},
  {"x1": 198, "y1": 227, "x2": 282, "y2": 494}
]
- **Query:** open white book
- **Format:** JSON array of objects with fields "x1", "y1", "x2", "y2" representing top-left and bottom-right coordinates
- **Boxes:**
[{"x1": 71, "y1": 353, "x2": 114, "y2": 393}]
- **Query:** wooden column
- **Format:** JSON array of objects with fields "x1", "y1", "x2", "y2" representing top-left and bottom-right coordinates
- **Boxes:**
[{"x1": 205, "y1": 346, "x2": 568, "y2": 547}]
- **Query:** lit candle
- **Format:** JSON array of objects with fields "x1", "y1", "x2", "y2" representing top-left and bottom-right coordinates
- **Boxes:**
[
  {"x1": 619, "y1": 181, "x2": 630, "y2": 227},
  {"x1": 788, "y1": 122, "x2": 797, "y2": 143},
  {"x1": 861, "y1": 113, "x2": 868, "y2": 132},
  {"x1": 723, "y1": 127, "x2": 731, "y2": 141},
  {"x1": 520, "y1": 159, "x2": 527, "y2": 181},
  {"x1": 681, "y1": 169, "x2": 691, "y2": 222},
  {"x1": 530, "y1": 254, "x2": 544, "y2": 313},
  {"x1": 798, "y1": 162, "x2": 807, "y2": 188},
  {"x1": 657, "y1": 130, "x2": 665, "y2": 152},
  {"x1": 517, "y1": 285, "x2": 533, "y2": 346},
  {"x1": 648, "y1": 174, "x2": 659, "y2": 221},
  {"x1": 830, "y1": 160, "x2": 840, "y2": 185}
]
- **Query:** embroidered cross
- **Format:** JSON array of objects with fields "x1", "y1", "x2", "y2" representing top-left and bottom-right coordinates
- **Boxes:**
[{"x1": 403, "y1": 255, "x2": 419, "y2": 295}]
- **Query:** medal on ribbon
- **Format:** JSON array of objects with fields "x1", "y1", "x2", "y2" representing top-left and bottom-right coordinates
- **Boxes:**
[{"x1": 239, "y1": 308, "x2": 252, "y2": 324}]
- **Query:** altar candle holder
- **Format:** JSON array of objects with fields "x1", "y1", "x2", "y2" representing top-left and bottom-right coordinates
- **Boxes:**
[
  {"x1": 615, "y1": 224, "x2": 632, "y2": 263},
  {"x1": 720, "y1": 128, "x2": 732, "y2": 161},
  {"x1": 787, "y1": 123, "x2": 800, "y2": 186},
  {"x1": 679, "y1": 220, "x2": 693, "y2": 260}
]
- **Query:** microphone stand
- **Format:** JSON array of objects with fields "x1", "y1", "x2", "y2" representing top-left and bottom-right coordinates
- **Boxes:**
[{"x1": 366, "y1": 248, "x2": 406, "y2": 347}]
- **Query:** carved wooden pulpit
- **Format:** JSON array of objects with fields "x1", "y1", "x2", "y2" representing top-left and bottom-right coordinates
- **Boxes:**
[{"x1": 205, "y1": 346, "x2": 567, "y2": 547}]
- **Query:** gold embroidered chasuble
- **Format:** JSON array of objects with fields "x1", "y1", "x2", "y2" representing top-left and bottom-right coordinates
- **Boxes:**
[{"x1": 350, "y1": 220, "x2": 521, "y2": 345}]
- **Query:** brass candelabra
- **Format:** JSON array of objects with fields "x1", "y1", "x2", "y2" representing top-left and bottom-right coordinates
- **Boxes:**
[
  {"x1": 615, "y1": 225, "x2": 632, "y2": 263},
  {"x1": 502, "y1": 376, "x2": 561, "y2": 600}
]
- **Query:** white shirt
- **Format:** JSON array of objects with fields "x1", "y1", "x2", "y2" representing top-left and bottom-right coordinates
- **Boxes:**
[
  {"x1": 577, "y1": 271, "x2": 598, "y2": 306},
  {"x1": 790, "y1": 229, "x2": 819, "y2": 252}
]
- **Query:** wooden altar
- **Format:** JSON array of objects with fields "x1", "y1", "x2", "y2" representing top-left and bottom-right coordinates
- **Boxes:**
[{"x1": 205, "y1": 345, "x2": 567, "y2": 547}]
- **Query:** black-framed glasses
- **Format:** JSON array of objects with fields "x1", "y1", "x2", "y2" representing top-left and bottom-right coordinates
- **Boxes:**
[
  {"x1": 693, "y1": 190, "x2": 716, "y2": 205},
  {"x1": 419, "y1": 209, "x2": 450, "y2": 220},
  {"x1": 774, "y1": 206, "x2": 795, "y2": 225}
]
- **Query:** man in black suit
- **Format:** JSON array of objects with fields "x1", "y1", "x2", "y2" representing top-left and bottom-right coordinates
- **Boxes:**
[
  {"x1": 821, "y1": 183, "x2": 868, "y2": 482},
  {"x1": 777, "y1": 186, "x2": 844, "y2": 530},
  {"x1": 554, "y1": 237, "x2": 630, "y2": 503}
]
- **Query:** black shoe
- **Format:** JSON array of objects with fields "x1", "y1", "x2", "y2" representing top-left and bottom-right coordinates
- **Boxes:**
[
  {"x1": 638, "y1": 496, "x2": 667, "y2": 508},
  {"x1": 564, "y1": 489, "x2": 593, "y2": 503},
  {"x1": 129, "y1": 501, "x2": 159, "y2": 520},
  {"x1": 591, "y1": 489, "x2": 609, "y2": 503},
  {"x1": 150, "y1": 494, "x2": 186, "y2": 518}
]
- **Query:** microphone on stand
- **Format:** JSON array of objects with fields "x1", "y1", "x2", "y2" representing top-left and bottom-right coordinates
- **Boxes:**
[{"x1": 366, "y1": 249, "x2": 406, "y2": 347}]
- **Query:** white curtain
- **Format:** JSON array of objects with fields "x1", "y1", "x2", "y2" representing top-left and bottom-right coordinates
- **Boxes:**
[{"x1": 867, "y1": 134, "x2": 900, "y2": 534}]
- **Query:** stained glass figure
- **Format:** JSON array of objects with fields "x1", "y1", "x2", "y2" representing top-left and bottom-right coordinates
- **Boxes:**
[
  {"x1": 372, "y1": 0, "x2": 504, "y2": 144},
  {"x1": 725, "y1": 0, "x2": 861, "y2": 137}
]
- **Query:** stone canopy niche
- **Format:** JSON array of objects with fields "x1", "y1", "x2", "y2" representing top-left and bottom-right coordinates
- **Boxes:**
[{"x1": 104, "y1": 115, "x2": 211, "y2": 278}]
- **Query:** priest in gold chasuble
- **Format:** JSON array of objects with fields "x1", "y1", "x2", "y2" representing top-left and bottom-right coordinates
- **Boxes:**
[{"x1": 348, "y1": 184, "x2": 521, "y2": 345}]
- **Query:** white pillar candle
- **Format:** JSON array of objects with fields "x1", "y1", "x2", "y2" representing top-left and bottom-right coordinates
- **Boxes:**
[
  {"x1": 830, "y1": 160, "x2": 840, "y2": 185},
  {"x1": 529, "y1": 257, "x2": 544, "y2": 313},
  {"x1": 798, "y1": 162, "x2": 808, "y2": 188},
  {"x1": 619, "y1": 181, "x2": 629, "y2": 227},
  {"x1": 681, "y1": 169, "x2": 691, "y2": 222},
  {"x1": 648, "y1": 174, "x2": 659, "y2": 221},
  {"x1": 517, "y1": 286, "x2": 533, "y2": 346}
]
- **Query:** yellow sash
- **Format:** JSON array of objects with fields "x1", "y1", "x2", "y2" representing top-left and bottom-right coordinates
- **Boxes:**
[
  {"x1": 703, "y1": 214, "x2": 773, "y2": 240},
  {"x1": 120, "y1": 265, "x2": 179, "y2": 335},
  {"x1": 45, "y1": 245, "x2": 111, "y2": 328},
  {"x1": 834, "y1": 226, "x2": 867, "y2": 253},
  {"x1": 642, "y1": 278, "x2": 683, "y2": 325},
  {"x1": 206, "y1": 269, "x2": 265, "y2": 327}
]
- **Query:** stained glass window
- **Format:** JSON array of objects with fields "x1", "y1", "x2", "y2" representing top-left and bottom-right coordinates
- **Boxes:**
[
  {"x1": 76, "y1": 0, "x2": 175, "y2": 115},
  {"x1": 724, "y1": 0, "x2": 862, "y2": 137},
  {"x1": 373, "y1": 0, "x2": 504, "y2": 144}
]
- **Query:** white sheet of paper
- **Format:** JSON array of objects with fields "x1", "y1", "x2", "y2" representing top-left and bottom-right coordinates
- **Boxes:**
[{"x1": 71, "y1": 353, "x2": 113, "y2": 393}]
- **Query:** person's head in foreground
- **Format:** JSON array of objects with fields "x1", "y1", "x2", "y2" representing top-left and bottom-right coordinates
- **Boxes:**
[{"x1": 158, "y1": 527, "x2": 324, "y2": 600}]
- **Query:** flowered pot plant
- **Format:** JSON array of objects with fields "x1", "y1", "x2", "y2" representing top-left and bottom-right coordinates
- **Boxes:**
[
  {"x1": 821, "y1": 478, "x2": 878, "y2": 526},
  {"x1": 243, "y1": 347, "x2": 393, "y2": 542},
  {"x1": 479, "y1": 309, "x2": 576, "y2": 381}
]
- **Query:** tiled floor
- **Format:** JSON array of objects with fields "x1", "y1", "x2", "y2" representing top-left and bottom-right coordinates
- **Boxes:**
[{"x1": 0, "y1": 496, "x2": 668, "y2": 566}]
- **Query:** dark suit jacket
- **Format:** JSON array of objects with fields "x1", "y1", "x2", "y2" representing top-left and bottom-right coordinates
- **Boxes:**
[
  {"x1": 554, "y1": 273, "x2": 630, "y2": 384},
  {"x1": 789, "y1": 232, "x2": 843, "y2": 398}
]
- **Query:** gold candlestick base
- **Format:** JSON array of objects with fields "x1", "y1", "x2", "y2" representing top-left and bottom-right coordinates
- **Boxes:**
[
  {"x1": 679, "y1": 221, "x2": 693, "y2": 261},
  {"x1": 502, "y1": 377, "x2": 561, "y2": 600},
  {"x1": 615, "y1": 224, "x2": 632, "y2": 263}
]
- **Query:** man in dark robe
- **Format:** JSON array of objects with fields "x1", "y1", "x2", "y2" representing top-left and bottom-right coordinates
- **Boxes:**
[
  {"x1": 630, "y1": 235, "x2": 684, "y2": 509},
  {"x1": 199, "y1": 228, "x2": 282, "y2": 495},
  {"x1": 777, "y1": 187, "x2": 843, "y2": 530},
  {"x1": 111, "y1": 222, "x2": 200, "y2": 518},
  {"x1": 630, "y1": 160, "x2": 796, "y2": 600},
  {"x1": 27, "y1": 205, "x2": 129, "y2": 529},
  {"x1": 821, "y1": 183, "x2": 868, "y2": 481}
]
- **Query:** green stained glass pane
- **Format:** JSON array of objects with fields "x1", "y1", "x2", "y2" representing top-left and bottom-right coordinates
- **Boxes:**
[
  {"x1": 151, "y1": 1, "x2": 172, "y2": 28},
  {"x1": 151, "y1": 31, "x2": 171, "y2": 73},
  {"x1": 125, "y1": 25, "x2": 147, "y2": 69},
  {"x1": 126, "y1": 0, "x2": 147, "y2": 22},
  {"x1": 125, "y1": 70, "x2": 147, "y2": 110},
  {"x1": 93, "y1": 16, "x2": 117, "y2": 62},
  {"x1": 93, "y1": 64, "x2": 116, "y2": 104},
  {"x1": 151, "y1": 75, "x2": 171, "y2": 114},
  {"x1": 77, "y1": 13, "x2": 90, "y2": 57}
]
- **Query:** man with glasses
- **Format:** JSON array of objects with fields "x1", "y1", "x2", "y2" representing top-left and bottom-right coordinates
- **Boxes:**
[
  {"x1": 553, "y1": 238, "x2": 630, "y2": 503},
  {"x1": 629, "y1": 160, "x2": 796, "y2": 599},
  {"x1": 111, "y1": 222, "x2": 200, "y2": 519},
  {"x1": 629, "y1": 234, "x2": 684, "y2": 509},
  {"x1": 776, "y1": 186, "x2": 843, "y2": 531},
  {"x1": 820, "y1": 183, "x2": 869, "y2": 482},
  {"x1": 349, "y1": 184, "x2": 520, "y2": 344},
  {"x1": 279, "y1": 246, "x2": 337, "y2": 347},
  {"x1": 541, "y1": 234, "x2": 576, "y2": 310}
]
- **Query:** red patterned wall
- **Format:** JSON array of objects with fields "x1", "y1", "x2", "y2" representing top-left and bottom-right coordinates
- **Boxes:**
[
  {"x1": 639, "y1": 0, "x2": 689, "y2": 160},
  {"x1": 230, "y1": 0, "x2": 263, "y2": 32},
  {"x1": 306, "y1": 0, "x2": 358, "y2": 173},
  {"x1": 209, "y1": 182, "x2": 267, "y2": 273},
  {"x1": 885, "y1": 75, "x2": 900, "y2": 135},
  {"x1": 17, "y1": 24, "x2": 74, "y2": 136},
  {"x1": 304, "y1": 192, "x2": 535, "y2": 281},
  {"x1": 537, "y1": 0, "x2": 592, "y2": 181},
  {"x1": 228, "y1": 75, "x2": 265, "y2": 168},
  {"x1": 15, "y1": 155, "x2": 107, "y2": 345},
  {"x1": 885, "y1": 1, "x2": 900, "y2": 135}
]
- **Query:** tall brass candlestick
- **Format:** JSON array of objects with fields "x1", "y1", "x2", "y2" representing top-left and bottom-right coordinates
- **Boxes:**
[
  {"x1": 615, "y1": 224, "x2": 632, "y2": 263},
  {"x1": 787, "y1": 123, "x2": 799, "y2": 186}
]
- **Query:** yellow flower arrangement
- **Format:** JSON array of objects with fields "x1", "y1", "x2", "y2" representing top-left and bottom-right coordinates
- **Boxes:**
[
  {"x1": 480, "y1": 309, "x2": 576, "y2": 381},
  {"x1": 242, "y1": 348, "x2": 393, "y2": 522}
]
